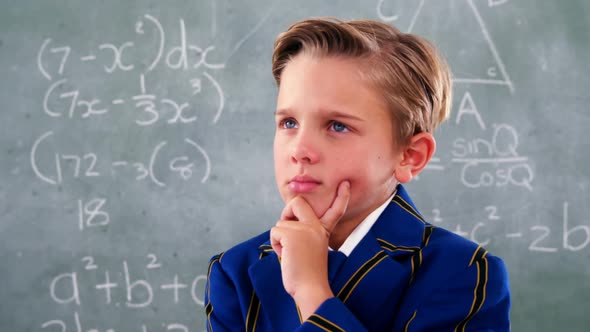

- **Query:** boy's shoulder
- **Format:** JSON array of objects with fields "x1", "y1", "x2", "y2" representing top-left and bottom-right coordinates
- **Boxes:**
[
  {"x1": 410, "y1": 222, "x2": 508, "y2": 295},
  {"x1": 425, "y1": 224, "x2": 482, "y2": 262},
  {"x1": 372, "y1": 188, "x2": 506, "y2": 290},
  {"x1": 209, "y1": 230, "x2": 270, "y2": 274},
  {"x1": 375, "y1": 186, "x2": 493, "y2": 268}
]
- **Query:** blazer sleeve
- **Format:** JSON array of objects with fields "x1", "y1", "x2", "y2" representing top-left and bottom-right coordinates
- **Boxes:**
[
  {"x1": 405, "y1": 254, "x2": 511, "y2": 332},
  {"x1": 296, "y1": 297, "x2": 368, "y2": 332},
  {"x1": 204, "y1": 253, "x2": 245, "y2": 332}
]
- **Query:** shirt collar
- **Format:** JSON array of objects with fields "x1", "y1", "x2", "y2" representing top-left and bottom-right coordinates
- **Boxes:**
[{"x1": 332, "y1": 189, "x2": 397, "y2": 256}]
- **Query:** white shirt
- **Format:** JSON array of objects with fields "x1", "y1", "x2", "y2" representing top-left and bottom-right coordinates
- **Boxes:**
[{"x1": 332, "y1": 191, "x2": 396, "y2": 256}]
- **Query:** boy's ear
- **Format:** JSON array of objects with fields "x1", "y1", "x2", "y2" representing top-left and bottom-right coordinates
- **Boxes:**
[{"x1": 393, "y1": 132, "x2": 436, "y2": 183}]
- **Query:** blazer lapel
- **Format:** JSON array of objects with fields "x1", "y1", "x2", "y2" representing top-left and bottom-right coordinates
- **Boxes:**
[
  {"x1": 247, "y1": 185, "x2": 429, "y2": 330},
  {"x1": 248, "y1": 243, "x2": 352, "y2": 330},
  {"x1": 248, "y1": 244, "x2": 301, "y2": 331},
  {"x1": 329, "y1": 185, "x2": 429, "y2": 329}
]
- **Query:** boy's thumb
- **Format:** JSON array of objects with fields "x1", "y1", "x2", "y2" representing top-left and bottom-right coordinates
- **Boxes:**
[{"x1": 320, "y1": 181, "x2": 350, "y2": 232}]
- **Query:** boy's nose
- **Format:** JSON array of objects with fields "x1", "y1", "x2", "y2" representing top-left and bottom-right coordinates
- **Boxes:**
[{"x1": 291, "y1": 131, "x2": 320, "y2": 164}]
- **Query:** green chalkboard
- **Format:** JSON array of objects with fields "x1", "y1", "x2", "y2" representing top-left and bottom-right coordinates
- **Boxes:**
[{"x1": 1, "y1": 1, "x2": 589, "y2": 331}]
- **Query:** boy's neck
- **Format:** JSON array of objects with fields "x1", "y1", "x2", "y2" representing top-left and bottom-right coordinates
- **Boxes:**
[
  {"x1": 328, "y1": 207, "x2": 378, "y2": 250},
  {"x1": 329, "y1": 219, "x2": 360, "y2": 250},
  {"x1": 328, "y1": 188, "x2": 397, "y2": 251}
]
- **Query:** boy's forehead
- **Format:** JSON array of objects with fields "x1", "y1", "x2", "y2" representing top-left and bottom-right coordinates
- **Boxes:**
[
  {"x1": 276, "y1": 90, "x2": 389, "y2": 123},
  {"x1": 277, "y1": 58, "x2": 385, "y2": 111}
]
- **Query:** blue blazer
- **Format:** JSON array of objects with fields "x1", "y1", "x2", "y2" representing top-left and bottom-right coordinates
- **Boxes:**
[{"x1": 205, "y1": 185, "x2": 510, "y2": 331}]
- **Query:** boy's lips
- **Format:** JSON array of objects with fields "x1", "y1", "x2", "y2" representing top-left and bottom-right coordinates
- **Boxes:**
[{"x1": 288, "y1": 175, "x2": 321, "y2": 193}]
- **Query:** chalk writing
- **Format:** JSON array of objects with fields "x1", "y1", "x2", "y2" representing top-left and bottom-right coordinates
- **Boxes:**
[
  {"x1": 377, "y1": 0, "x2": 514, "y2": 92},
  {"x1": 37, "y1": 16, "x2": 224, "y2": 76},
  {"x1": 452, "y1": 91, "x2": 534, "y2": 190},
  {"x1": 78, "y1": 198, "x2": 110, "y2": 231},
  {"x1": 42, "y1": 255, "x2": 208, "y2": 331},
  {"x1": 41, "y1": 311, "x2": 204, "y2": 332},
  {"x1": 41, "y1": 73, "x2": 223, "y2": 125},
  {"x1": 37, "y1": 14, "x2": 226, "y2": 130},
  {"x1": 48, "y1": 255, "x2": 207, "y2": 307},
  {"x1": 31, "y1": 131, "x2": 211, "y2": 187},
  {"x1": 428, "y1": 202, "x2": 589, "y2": 252}
]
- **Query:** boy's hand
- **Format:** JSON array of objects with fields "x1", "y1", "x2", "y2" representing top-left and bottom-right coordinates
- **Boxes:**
[{"x1": 270, "y1": 180, "x2": 350, "y2": 320}]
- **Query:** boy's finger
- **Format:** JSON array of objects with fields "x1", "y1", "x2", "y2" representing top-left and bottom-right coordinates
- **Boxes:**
[
  {"x1": 270, "y1": 226, "x2": 284, "y2": 257},
  {"x1": 289, "y1": 196, "x2": 320, "y2": 225},
  {"x1": 280, "y1": 200, "x2": 297, "y2": 221},
  {"x1": 320, "y1": 181, "x2": 351, "y2": 233},
  {"x1": 281, "y1": 196, "x2": 317, "y2": 223}
]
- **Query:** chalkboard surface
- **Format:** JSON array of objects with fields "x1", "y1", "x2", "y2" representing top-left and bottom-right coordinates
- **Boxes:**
[{"x1": 1, "y1": 1, "x2": 589, "y2": 331}]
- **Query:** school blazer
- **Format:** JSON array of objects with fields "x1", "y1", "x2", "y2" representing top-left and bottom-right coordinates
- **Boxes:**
[{"x1": 205, "y1": 185, "x2": 510, "y2": 331}]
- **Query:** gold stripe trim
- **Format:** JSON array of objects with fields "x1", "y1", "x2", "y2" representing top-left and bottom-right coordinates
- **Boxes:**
[
  {"x1": 455, "y1": 253, "x2": 489, "y2": 331},
  {"x1": 245, "y1": 252, "x2": 266, "y2": 332},
  {"x1": 205, "y1": 252, "x2": 225, "y2": 332},
  {"x1": 337, "y1": 251, "x2": 389, "y2": 303},
  {"x1": 308, "y1": 314, "x2": 345, "y2": 332},
  {"x1": 409, "y1": 226, "x2": 434, "y2": 285},
  {"x1": 308, "y1": 320, "x2": 331, "y2": 332},
  {"x1": 206, "y1": 304, "x2": 214, "y2": 332},
  {"x1": 404, "y1": 310, "x2": 418, "y2": 332},
  {"x1": 409, "y1": 251, "x2": 421, "y2": 284},
  {"x1": 245, "y1": 290, "x2": 261, "y2": 332},
  {"x1": 393, "y1": 196, "x2": 425, "y2": 222},
  {"x1": 422, "y1": 225, "x2": 434, "y2": 247},
  {"x1": 377, "y1": 238, "x2": 420, "y2": 252},
  {"x1": 468, "y1": 246, "x2": 487, "y2": 267}
]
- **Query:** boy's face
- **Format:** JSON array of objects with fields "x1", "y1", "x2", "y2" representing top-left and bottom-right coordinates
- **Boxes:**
[{"x1": 274, "y1": 54, "x2": 403, "y2": 226}]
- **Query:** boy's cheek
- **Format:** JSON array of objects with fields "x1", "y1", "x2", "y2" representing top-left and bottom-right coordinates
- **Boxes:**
[{"x1": 311, "y1": 181, "x2": 353, "y2": 217}]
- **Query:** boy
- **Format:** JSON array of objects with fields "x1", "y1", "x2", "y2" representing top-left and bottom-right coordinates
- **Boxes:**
[{"x1": 205, "y1": 18, "x2": 510, "y2": 331}]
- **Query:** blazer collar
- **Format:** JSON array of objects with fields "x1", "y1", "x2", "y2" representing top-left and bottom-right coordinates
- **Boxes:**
[
  {"x1": 371, "y1": 184, "x2": 427, "y2": 256},
  {"x1": 249, "y1": 184, "x2": 429, "y2": 330},
  {"x1": 327, "y1": 185, "x2": 431, "y2": 329}
]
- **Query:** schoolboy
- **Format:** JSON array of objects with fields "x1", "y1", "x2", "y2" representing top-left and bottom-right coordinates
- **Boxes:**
[{"x1": 205, "y1": 17, "x2": 510, "y2": 331}]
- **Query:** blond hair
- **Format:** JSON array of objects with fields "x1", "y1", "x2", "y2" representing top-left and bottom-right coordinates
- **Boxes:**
[{"x1": 272, "y1": 17, "x2": 452, "y2": 145}]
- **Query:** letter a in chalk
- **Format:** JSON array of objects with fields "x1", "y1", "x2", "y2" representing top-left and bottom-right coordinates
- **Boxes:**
[
  {"x1": 456, "y1": 91, "x2": 486, "y2": 130},
  {"x1": 50, "y1": 272, "x2": 81, "y2": 305}
]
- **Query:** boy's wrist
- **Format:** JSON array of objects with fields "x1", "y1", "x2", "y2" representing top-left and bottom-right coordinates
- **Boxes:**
[{"x1": 293, "y1": 284, "x2": 334, "y2": 321}]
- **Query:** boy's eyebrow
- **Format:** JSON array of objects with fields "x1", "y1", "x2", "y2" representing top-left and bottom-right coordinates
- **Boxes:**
[
  {"x1": 324, "y1": 110, "x2": 364, "y2": 122},
  {"x1": 275, "y1": 108, "x2": 364, "y2": 122},
  {"x1": 274, "y1": 109, "x2": 290, "y2": 116}
]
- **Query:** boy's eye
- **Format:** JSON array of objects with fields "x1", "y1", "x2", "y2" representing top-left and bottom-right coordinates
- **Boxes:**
[
  {"x1": 281, "y1": 118, "x2": 298, "y2": 129},
  {"x1": 330, "y1": 121, "x2": 349, "y2": 133}
]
